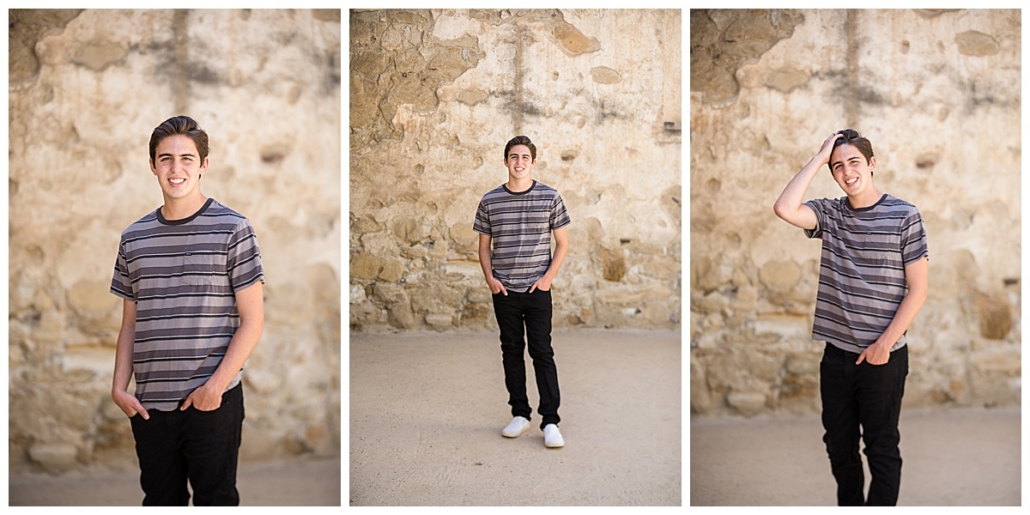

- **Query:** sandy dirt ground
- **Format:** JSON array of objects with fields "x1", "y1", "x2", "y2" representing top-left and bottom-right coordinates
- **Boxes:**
[
  {"x1": 691, "y1": 406, "x2": 1021, "y2": 506},
  {"x1": 349, "y1": 329, "x2": 682, "y2": 506},
  {"x1": 8, "y1": 458, "x2": 341, "y2": 506}
]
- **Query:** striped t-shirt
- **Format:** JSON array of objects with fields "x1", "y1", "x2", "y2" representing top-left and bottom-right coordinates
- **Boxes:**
[
  {"x1": 803, "y1": 194, "x2": 928, "y2": 354},
  {"x1": 473, "y1": 180, "x2": 571, "y2": 292},
  {"x1": 110, "y1": 198, "x2": 264, "y2": 411}
]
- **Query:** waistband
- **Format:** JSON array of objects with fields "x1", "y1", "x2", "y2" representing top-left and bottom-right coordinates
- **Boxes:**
[{"x1": 823, "y1": 341, "x2": 907, "y2": 358}]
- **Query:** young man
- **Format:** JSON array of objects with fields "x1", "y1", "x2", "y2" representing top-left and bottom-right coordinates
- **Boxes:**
[
  {"x1": 110, "y1": 116, "x2": 264, "y2": 505},
  {"x1": 773, "y1": 129, "x2": 929, "y2": 506},
  {"x1": 474, "y1": 135, "x2": 571, "y2": 448}
]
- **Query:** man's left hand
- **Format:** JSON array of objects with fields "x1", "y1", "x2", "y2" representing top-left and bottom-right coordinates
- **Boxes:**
[
  {"x1": 181, "y1": 383, "x2": 223, "y2": 412},
  {"x1": 528, "y1": 276, "x2": 552, "y2": 293},
  {"x1": 856, "y1": 340, "x2": 891, "y2": 366}
]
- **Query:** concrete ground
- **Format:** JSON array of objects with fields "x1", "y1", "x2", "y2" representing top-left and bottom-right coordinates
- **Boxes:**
[
  {"x1": 349, "y1": 329, "x2": 682, "y2": 506},
  {"x1": 691, "y1": 406, "x2": 1021, "y2": 506},
  {"x1": 7, "y1": 458, "x2": 341, "y2": 506}
]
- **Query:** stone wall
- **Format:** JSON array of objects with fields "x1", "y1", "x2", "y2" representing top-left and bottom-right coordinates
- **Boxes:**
[
  {"x1": 350, "y1": 9, "x2": 682, "y2": 332},
  {"x1": 690, "y1": 9, "x2": 1021, "y2": 416},
  {"x1": 8, "y1": 9, "x2": 341, "y2": 473}
]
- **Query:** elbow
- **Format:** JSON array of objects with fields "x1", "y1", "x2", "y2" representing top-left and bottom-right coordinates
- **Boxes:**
[
  {"x1": 908, "y1": 285, "x2": 929, "y2": 307},
  {"x1": 772, "y1": 202, "x2": 788, "y2": 221},
  {"x1": 915, "y1": 287, "x2": 929, "y2": 305}
]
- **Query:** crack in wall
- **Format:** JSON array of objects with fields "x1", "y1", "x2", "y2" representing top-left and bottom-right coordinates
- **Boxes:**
[
  {"x1": 173, "y1": 9, "x2": 190, "y2": 114},
  {"x1": 845, "y1": 9, "x2": 858, "y2": 129},
  {"x1": 514, "y1": 23, "x2": 524, "y2": 136}
]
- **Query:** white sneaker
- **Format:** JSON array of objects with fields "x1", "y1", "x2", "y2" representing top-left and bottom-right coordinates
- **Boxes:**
[
  {"x1": 501, "y1": 416, "x2": 531, "y2": 438},
  {"x1": 543, "y1": 424, "x2": 564, "y2": 448}
]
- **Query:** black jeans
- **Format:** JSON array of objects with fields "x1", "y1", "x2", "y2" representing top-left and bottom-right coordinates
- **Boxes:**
[
  {"x1": 820, "y1": 343, "x2": 908, "y2": 506},
  {"x1": 492, "y1": 288, "x2": 561, "y2": 429},
  {"x1": 130, "y1": 383, "x2": 244, "y2": 506}
]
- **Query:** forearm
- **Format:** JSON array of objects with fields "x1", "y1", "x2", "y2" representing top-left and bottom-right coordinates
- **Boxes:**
[
  {"x1": 773, "y1": 155, "x2": 822, "y2": 216},
  {"x1": 112, "y1": 300, "x2": 137, "y2": 394},
  {"x1": 876, "y1": 286, "x2": 928, "y2": 348},
  {"x1": 479, "y1": 246, "x2": 494, "y2": 281},
  {"x1": 206, "y1": 316, "x2": 263, "y2": 393},
  {"x1": 478, "y1": 234, "x2": 498, "y2": 282},
  {"x1": 112, "y1": 325, "x2": 136, "y2": 393},
  {"x1": 543, "y1": 239, "x2": 568, "y2": 281}
]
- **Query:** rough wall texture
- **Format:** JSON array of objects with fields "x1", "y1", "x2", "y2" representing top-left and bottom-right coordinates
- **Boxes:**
[
  {"x1": 690, "y1": 9, "x2": 1021, "y2": 416},
  {"x1": 350, "y1": 9, "x2": 682, "y2": 332},
  {"x1": 8, "y1": 9, "x2": 342, "y2": 474}
]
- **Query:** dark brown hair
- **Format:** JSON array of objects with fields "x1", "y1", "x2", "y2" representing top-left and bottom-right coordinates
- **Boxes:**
[
  {"x1": 828, "y1": 128, "x2": 874, "y2": 175},
  {"x1": 149, "y1": 116, "x2": 210, "y2": 162},
  {"x1": 504, "y1": 135, "x2": 537, "y2": 161}
]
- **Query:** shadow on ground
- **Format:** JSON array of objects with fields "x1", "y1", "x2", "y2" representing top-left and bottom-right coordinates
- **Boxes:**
[
  {"x1": 691, "y1": 406, "x2": 1020, "y2": 506},
  {"x1": 350, "y1": 329, "x2": 682, "y2": 506},
  {"x1": 8, "y1": 458, "x2": 341, "y2": 506}
]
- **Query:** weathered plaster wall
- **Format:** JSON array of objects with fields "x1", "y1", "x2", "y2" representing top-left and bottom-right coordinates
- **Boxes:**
[
  {"x1": 350, "y1": 9, "x2": 682, "y2": 332},
  {"x1": 690, "y1": 9, "x2": 1020, "y2": 415},
  {"x1": 8, "y1": 9, "x2": 341, "y2": 473}
]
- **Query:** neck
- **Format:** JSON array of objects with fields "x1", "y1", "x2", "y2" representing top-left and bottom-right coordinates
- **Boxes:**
[
  {"x1": 161, "y1": 193, "x2": 208, "y2": 221},
  {"x1": 507, "y1": 177, "x2": 533, "y2": 193},
  {"x1": 847, "y1": 186, "x2": 882, "y2": 209}
]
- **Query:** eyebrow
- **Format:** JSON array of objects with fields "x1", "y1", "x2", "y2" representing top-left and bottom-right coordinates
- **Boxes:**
[
  {"x1": 508, "y1": 153, "x2": 531, "y2": 159},
  {"x1": 831, "y1": 156, "x2": 862, "y2": 168},
  {"x1": 157, "y1": 152, "x2": 197, "y2": 159}
]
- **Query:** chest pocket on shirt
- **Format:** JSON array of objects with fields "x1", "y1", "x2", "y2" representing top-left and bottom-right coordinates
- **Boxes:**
[{"x1": 180, "y1": 235, "x2": 226, "y2": 286}]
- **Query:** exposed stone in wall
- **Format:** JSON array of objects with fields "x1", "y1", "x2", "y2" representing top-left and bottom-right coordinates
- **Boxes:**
[
  {"x1": 691, "y1": 9, "x2": 1020, "y2": 416},
  {"x1": 8, "y1": 9, "x2": 341, "y2": 474},
  {"x1": 955, "y1": 30, "x2": 1000, "y2": 56},
  {"x1": 690, "y1": 9, "x2": 802, "y2": 103},
  {"x1": 8, "y1": 9, "x2": 83, "y2": 84},
  {"x1": 351, "y1": 10, "x2": 484, "y2": 154},
  {"x1": 350, "y1": 9, "x2": 682, "y2": 333}
]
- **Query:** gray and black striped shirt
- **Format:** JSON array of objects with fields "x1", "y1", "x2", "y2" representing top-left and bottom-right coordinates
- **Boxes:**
[
  {"x1": 804, "y1": 194, "x2": 928, "y2": 354},
  {"x1": 474, "y1": 181, "x2": 571, "y2": 292},
  {"x1": 111, "y1": 198, "x2": 264, "y2": 411}
]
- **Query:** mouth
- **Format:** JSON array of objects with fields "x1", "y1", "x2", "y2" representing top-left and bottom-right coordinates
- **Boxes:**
[
  {"x1": 169, "y1": 177, "x2": 186, "y2": 186},
  {"x1": 845, "y1": 176, "x2": 858, "y2": 187}
]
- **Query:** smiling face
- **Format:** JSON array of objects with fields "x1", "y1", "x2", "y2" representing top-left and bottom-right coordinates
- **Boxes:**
[
  {"x1": 150, "y1": 134, "x2": 208, "y2": 205},
  {"x1": 504, "y1": 144, "x2": 535, "y2": 183},
  {"x1": 829, "y1": 143, "x2": 876, "y2": 198}
]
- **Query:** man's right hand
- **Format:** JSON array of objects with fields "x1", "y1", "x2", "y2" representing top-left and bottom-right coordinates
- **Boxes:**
[
  {"x1": 112, "y1": 389, "x2": 150, "y2": 420},
  {"x1": 773, "y1": 132, "x2": 841, "y2": 231},
  {"x1": 816, "y1": 131, "x2": 844, "y2": 166},
  {"x1": 487, "y1": 276, "x2": 508, "y2": 296}
]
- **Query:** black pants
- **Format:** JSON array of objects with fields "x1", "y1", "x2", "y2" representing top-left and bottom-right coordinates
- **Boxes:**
[
  {"x1": 130, "y1": 383, "x2": 244, "y2": 506},
  {"x1": 820, "y1": 343, "x2": 908, "y2": 506},
  {"x1": 492, "y1": 289, "x2": 561, "y2": 429}
]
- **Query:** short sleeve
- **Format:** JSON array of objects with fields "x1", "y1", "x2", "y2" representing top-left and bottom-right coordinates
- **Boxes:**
[
  {"x1": 473, "y1": 200, "x2": 491, "y2": 235},
  {"x1": 802, "y1": 198, "x2": 829, "y2": 239},
  {"x1": 900, "y1": 208, "x2": 929, "y2": 265},
  {"x1": 110, "y1": 240, "x2": 135, "y2": 301},
  {"x1": 550, "y1": 193, "x2": 571, "y2": 230},
  {"x1": 227, "y1": 219, "x2": 265, "y2": 292}
]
